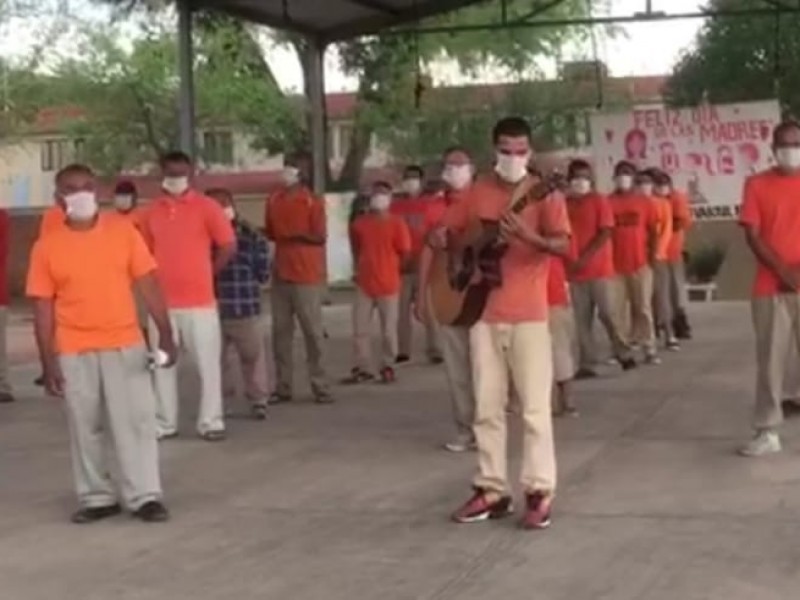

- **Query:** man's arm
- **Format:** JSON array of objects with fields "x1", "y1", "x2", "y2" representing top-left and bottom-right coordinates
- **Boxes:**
[
  {"x1": 743, "y1": 225, "x2": 796, "y2": 290},
  {"x1": 32, "y1": 298, "x2": 63, "y2": 396},
  {"x1": 573, "y1": 228, "x2": 611, "y2": 268},
  {"x1": 134, "y1": 273, "x2": 178, "y2": 365}
]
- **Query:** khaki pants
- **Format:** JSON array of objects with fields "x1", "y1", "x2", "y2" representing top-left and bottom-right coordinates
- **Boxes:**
[
  {"x1": 61, "y1": 346, "x2": 162, "y2": 510},
  {"x1": 441, "y1": 325, "x2": 474, "y2": 443},
  {"x1": 271, "y1": 277, "x2": 329, "y2": 398},
  {"x1": 614, "y1": 266, "x2": 656, "y2": 354},
  {"x1": 352, "y1": 290, "x2": 399, "y2": 371},
  {"x1": 0, "y1": 306, "x2": 11, "y2": 394},
  {"x1": 571, "y1": 278, "x2": 630, "y2": 369},
  {"x1": 471, "y1": 321, "x2": 555, "y2": 495},
  {"x1": 221, "y1": 316, "x2": 270, "y2": 406},
  {"x1": 752, "y1": 294, "x2": 800, "y2": 430},
  {"x1": 549, "y1": 306, "x2": 577, "y2": 383},
  {"x1": 398, "y1": 273, "x2": 442, "y2": 359},
  {"x1": 149, "y1": 307, "x2": 224, "y2": 436},
  {"x1": 652, "y1": 260, "x2": 675, "y2": 340}
]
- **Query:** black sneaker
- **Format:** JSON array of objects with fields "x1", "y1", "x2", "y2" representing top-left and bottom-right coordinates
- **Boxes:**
[
  {"x1": 0, "y1": 392, "x2": 15, "y2": 403},
  {"x1": 395, "y1": 354, "x2": 410, "y2": 364},
  {"x1": 34, "y1": 374, "x2": 45, "y2": 387},
  {"x1": 429, "y1": 356, "x2": 444, "y2": 365},
  {"x1": 619, "y1": 357, "x2": 637, "y2": 371},
  {"x1": 201, "y1": 430, "x2": 226, "y2": 442},
  {"x1": 268, "y1": 393, "x2": 292, "y2": 405},
  {"x1": 133, "y1": 501, "x2": 170, "y2": 523},
  {"x1": 452, "y1": 489, "x2": 514, "y2": 524},
  {"x1": 71, "y1": 504, "x2": 122, "y2": 524},
  {"x1": 574, "y1": 367, "x2": 598, "y2": 380}
]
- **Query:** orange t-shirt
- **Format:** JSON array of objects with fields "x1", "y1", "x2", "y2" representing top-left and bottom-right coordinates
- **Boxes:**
[
  {"x1": 26, "y1": 214, "x2": 156, "y2": 354},
  {"x1": 265, "y1": 185, "x2": 327, "y2": 285},
  {"x1": 547, "y1": 256, "x2": 570, "y2": 307},
  {"x1": 350, "y1": 213, "x2": 412, "y2": 297},
  {"x1": 667, "y1": 190, "x2": 692, "y2": 262},
  {"x1": 739, "y1": 169, "x2": 800, "y2": 296},
  {"x1": 609, "y1": 192, "x2": 658, "y2": 275},
  {"x1": 390, "y1": 194, "x2": 438, "y2": 259},
  {"x1": 139, "y1": 190, "x2": 236, "y2": 308},
  {"x1": 444, "y1": 176, "x2": 571, "y2": 323},
  {"x1": 38, "y1": 205, "x2": 66, "y2": 238},
  {"x1": 652, "y1": 196, "x2": 674, "y2": 261},
  {"x1": 566, "y1": 193, "x2": 615, "y2": 281}
]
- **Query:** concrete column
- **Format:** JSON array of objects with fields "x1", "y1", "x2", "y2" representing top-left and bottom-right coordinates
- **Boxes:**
[
  {"x1": 177, "y1": 0, "x2": 196, "y2": 158},
  {"x1": 305, "y1": 37, "x2": 328, "y2": 195}
]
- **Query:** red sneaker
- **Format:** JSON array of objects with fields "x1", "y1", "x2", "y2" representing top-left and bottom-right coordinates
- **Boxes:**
[
  {"x1": 452, "y1": 489, "x2": 513, "y2": 524},
  {"x1": 521, "y1": 492, "x2": 553, "y2": 530},
  {"x1": 380, "y1": 366, "x2": 396, "y2": 384}
]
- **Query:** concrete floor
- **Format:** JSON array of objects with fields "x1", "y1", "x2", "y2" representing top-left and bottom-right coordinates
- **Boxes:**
[{"x1": 2, "y1": 301, "x2": 800, "y2": 600}]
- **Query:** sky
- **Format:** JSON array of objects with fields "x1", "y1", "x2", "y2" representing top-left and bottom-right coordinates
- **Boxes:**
[{"x1": 0, "y1": 0, "x2": 707, "y2": 92}]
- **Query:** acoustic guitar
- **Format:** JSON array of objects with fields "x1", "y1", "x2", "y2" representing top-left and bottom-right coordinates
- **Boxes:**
[{"x1": 428, "y1": 173, "x2": 564, "y2": 327}]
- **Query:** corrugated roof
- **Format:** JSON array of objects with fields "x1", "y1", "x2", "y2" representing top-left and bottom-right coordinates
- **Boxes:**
[{"x1": 191, "y1": 0, "x2": 487, "y2": 42}]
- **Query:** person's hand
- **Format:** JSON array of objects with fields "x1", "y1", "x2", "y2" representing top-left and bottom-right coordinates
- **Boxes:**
[
  {"x1": 427, "y1": 226, "x2": 448, "y2": 250},
  {"x1": 43, "y1": 358, "x2": 65, "y2": 398},
  {"x1": 567, "y1": 257, "x2": 585, "y2": 277},
  {"x1": 158, "y1": 333, "x2": 179, "y2": 368},
  {"x1": 499, "y1": 212, "x2": 545, "y2": 247}
]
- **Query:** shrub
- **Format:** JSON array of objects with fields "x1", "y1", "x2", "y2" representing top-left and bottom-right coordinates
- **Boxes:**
[{"x1": 686, "y1": 243, "x2": 726, "y2": 283}]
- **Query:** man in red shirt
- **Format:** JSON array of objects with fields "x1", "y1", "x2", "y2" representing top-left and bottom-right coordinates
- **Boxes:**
[
  {"x1": 346, "y1": 181, "x2": 412, "y2": 384},
  {"x1": 416, "y1": 146, "x2": 477, "y2": 452},
  {"x1": 138, "y1": 151, "x2": 236, "y2": 441},
  {"x1": 449, "y1": 117, "x2": 571, "y2": 530},
  {"x1": 0, "y1": 207, "x2": 12, "y2": 403},
  {"x1": 608, "y1": 162, "x2": 660, "y2": 364},
  {"x1": 391, "y1": 165, "x2": 443, "y2": 364},
  {"x1": 265, "y1": 151, "x2": 331, "y2": 404},
  {"x1": 565, "y1": 159, "x2": 635, "y2": 378},
  {"x1": 738, "y1": 121, "x2": 800, "y2": 456}
]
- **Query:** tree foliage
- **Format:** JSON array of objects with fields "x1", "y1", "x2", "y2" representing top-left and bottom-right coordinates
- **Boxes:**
[{"x1": 666, "y1": 0, "x2": 797, "y2": 116}]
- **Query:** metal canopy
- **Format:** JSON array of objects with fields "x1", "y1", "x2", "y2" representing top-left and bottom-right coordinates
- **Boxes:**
[{"x1": 189, "y1": 0, "x2": 488, "y2": 43}]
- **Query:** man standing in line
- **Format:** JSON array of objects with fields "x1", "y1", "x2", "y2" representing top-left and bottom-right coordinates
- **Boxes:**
[
  {"x1": 208, "y1": 188, "x2": 271, "y2": 421},
  {"x1": 650, "y1": 170, "x2": 678, "y2": 350},
  {"x1": 660, "y1": 173, "x2": 693, "y2": 340},
  {"x1": 608, "y1": 163, "x2": 660, "y2": 365},
  {"x1": 739, "y1": 121, "x2": 800, "y2": 457},
  {"x1": 111, "y1": 180, "x2": 142, "y2": 223},
  {"x1": 449, "y1": 117, "x2": 570, "y2": 530},
  {"x1": 265, "y1": 151, "x2": 332, "y2": 404},
  {"x1": 138, "y1": 151, "x2": 236, "y2": 441},
  {"x1": 564, "y1": 159, "x2": 635, "y2": 378},
  {"x1": 0, "y1": 206, "x2": 13, "y2": 404},
  {"x1": 391, "y1": 164, "x2": 443, "y2": 364},
  {"x1": 416, "y1": 146, "x2": 477, "y2": 452},
  {"x1": 27, "y1": 163, "x2": 177, "y2": 523}
]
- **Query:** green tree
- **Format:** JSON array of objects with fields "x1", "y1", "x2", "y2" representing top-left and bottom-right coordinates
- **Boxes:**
[{"x1": 666, "y1": 0, "x2": 796, "y2": 115}]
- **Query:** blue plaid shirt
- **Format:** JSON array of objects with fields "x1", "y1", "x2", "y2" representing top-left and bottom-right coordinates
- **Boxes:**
[{"x1": 215, "y1": 220, "x2": 270, "y2": 319}]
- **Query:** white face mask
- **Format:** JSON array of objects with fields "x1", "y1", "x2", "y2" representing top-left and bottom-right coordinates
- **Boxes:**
[
  {"x1": 569, "y1": 178, "x2": 592, "y2": 196},
  {"x1": 775, "y1": 147, "x2": 800, "y2": 170},
  {"x1": 63, "y1": 191, "x2": 98, "y2": 221},
  {"x1": 442, "y1": 164, "x2": 473, "y2": 191},
  {"x1": 402, "y1": 178, "x2": 422, "y2": 196},
  {"x1": 162, "y1": 176, "x2": 189, "y2": 196},
  {"x1": 223, "y1": 206, "x2": 236, "y2": 221},
  {"x1": 282, "y1": 166, "x2": 300, "y2": 186},
  {"x1": 114, "y1": 195, "x2": 134, "y2": 212},
  {"x1": 639, "y1": 183, "x2": 655, "y2": 197},
  {"x1": 370, "y1": 193, "x2": 392, "y2": 212},
  {"x1": 615, "y1": 174, "x2": 634, "y2": 192},
  {"x1": 494, "y1": 153, "x2": 530, "y2": 183}
]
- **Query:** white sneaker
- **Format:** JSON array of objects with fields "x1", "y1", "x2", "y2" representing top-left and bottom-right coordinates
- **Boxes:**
[
  {"x1": 443, "y1": 439, "x2": 477, "y2": 453},
  {"x1": 738, "y1": 430, "x2": 781, "y2": 457}
]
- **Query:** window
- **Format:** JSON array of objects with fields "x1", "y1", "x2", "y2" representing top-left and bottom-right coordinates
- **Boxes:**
[
  {"x1": 203, "y1": 130, "x2": 234, "y2": 165},
  {"x1": 40, "y1": 138, "x2": 84, "y2": 172}
]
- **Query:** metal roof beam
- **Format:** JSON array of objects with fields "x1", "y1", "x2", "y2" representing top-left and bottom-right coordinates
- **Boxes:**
[
  {"x1": 345, "y1": 0, "x2": 403, "y2": 16},
  {"x1": 191, "y1": 1, "x2": 322, "y2": 38}
]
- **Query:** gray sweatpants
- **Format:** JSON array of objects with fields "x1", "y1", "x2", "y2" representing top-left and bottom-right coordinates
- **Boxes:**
[
  {"x1": 652, "y1": 260, "x2": 675, "y2": 341},
  {"x1": 570, "y1": 278, "x2": 630, "y2": 369},
  {"x1": 61, "y1": 346, "x2": 162, "y2": 510},
  {"x1": 440, "y1": 324, "x2": 474, "y2": 443}
]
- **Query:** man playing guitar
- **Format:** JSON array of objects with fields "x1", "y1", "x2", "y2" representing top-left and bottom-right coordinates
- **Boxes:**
[{"x1": 445, "y1": 117, "x2": 571, "y2": 530}]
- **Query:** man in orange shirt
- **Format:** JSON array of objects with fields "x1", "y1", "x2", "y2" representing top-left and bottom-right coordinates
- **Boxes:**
[
  {"x1": 391, "y1": 165, "x2": 443, "y2": 364},
  {"x1": 660, "y1": 173, "x2": 693, "y2": 340},
  {"x1": 265, "y1": 151, "x2": 331, "y2": 404},
  {"x1": 651, "y1": 170, "x2": 678, "y2": 350},
  {"x1": 738, "y1": 121, "x2": 800, "y2": 457},
  {"x1": 138, "y1": 151, "x2": 236, "y2": 441},
  {"x1": 450, "y1": 117, "x2": 570, "y2": 530},
  {"x1": 26, "y1": 163, "x2": 177, "y2": 524},
  {"x1": 565, "y1": 159, "x2": 635, "y2": 377},
  {"x1": 609, "y1": 163, "x2": 660, "y2": 364},
  {"x1": 346, "y1": 181, "x2": 412, "y2": 384},
  {"x1": 416, "y1": 146, "x2": 477, "y2": 452}
]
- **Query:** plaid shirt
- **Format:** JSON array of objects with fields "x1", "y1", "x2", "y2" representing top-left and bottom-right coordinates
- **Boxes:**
[{"x1": 215, "y1": 219, "x2": 270, "y2": 319}]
